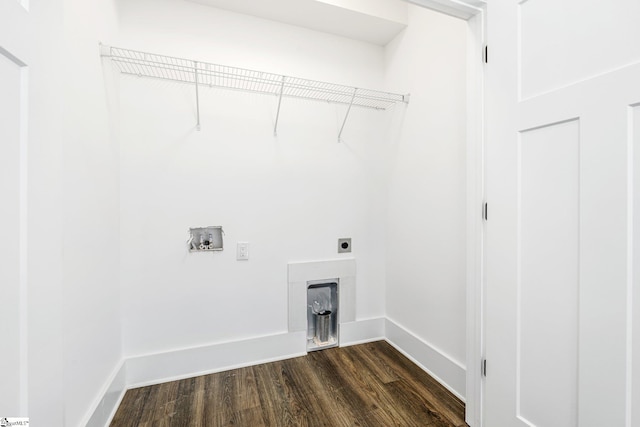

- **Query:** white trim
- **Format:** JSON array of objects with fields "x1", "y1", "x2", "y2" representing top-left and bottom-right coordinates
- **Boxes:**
[
  {"x1": 0, "y1": 46, "x2": 27, "y2": 67},
  {"x1": 0, "y1": 47, "x2": 29, "y2": 416},
  {"x1": 83, "y1": 360, "x2": 127, "y2": 427},
  {"x1": 18, "y1": 61, "x2": 29, "y2": 419},
  {"x1": 385, "y1": 317, "x2": 466, "y2": 401},
  {"x1": 287, "y1": 258, "x2": 356, "y2": 283},
  {"x1": 464, "y1": 6, "x2": 486, "y2": 427},
  {"x1": 123, "y1": 320, "x2": 385, "y2": 391},
  {"x1": 339, "y1": 318, "x2": 385, "y2": 346},
  {"x1": 404, "y1": 0, "x2": 484, "y2": 20},
  {"x1": 626, "y1": 104, "x2": 636, "y2": 427},
  {"x1": 125, "y1": 331, "x2": 307, "y2": 388}
]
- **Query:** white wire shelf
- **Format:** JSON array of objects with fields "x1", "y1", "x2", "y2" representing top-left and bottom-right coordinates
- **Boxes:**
[{"x1": 101, "y1": 45, "x2": 409, "y2": 138}]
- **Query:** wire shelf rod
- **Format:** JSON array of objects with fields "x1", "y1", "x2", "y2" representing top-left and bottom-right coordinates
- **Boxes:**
[
  {"x1": 194, "y1": 60, "x2": 201, "y2": 131},
  {"x1": 273, "y1": 76, "x2": 286, "y2": 137},
  {"x1": 338, "y1": 88, "x2": 357, "y2": 142},
  {"x1": 103, "y1": 45, "x2": 409, "y2": 134},
  {"x1": 105, "y1": 46, "x2": 407, "y2": 110},
  {"x1": 115, "y1": 68, "x2": 397, "y2": 111},
  {"x1": 115, "y1": 65, "x2": 398, "y2": 109}
]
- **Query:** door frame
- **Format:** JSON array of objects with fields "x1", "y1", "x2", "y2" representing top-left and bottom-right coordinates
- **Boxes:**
[
  {"x1": 405, "y1": 1, "x2": 487, "y2": 426},
  {"x1": 463, "y1": 6, "x2": 486, "y2": 427},
  {"x1": 0, "y1": 0, "x2": 31, "y2": 417}
]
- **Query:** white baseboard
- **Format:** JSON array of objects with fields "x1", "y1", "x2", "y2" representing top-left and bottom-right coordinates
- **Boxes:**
[
  {"x1": 88, "y1": 318, "x2": 466, "y2": 426},
  {"x1": 385, "y1": 317, "x2": 466, "y2": 401},
  {"x1": 83, "y1": 360, "x2": 126, "y2": 427},
  {"x1": 339, "y1": 317, "x2": 385, "y2": 346},
  {"x1": 126, "y1": 331, "x2": 308, "y2": 388}
]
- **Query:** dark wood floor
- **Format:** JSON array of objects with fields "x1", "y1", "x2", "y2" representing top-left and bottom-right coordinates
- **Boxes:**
[{"x1": 110, "y1": 340, "x2": 466, "y2": 427}]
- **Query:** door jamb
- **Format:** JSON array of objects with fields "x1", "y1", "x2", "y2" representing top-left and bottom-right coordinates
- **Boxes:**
[
  {"x1": 406, "y1": 2, "x2": 487, "y2": 426},
  {"x1": 463, "y1": 6, "x2": 486, "y2": 427}
]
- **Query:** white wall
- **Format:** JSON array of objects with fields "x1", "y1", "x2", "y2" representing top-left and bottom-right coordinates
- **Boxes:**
[
  {"x1": 1, "y1": 1, "x2": 467, "y2": 422},
  {"x1": 61, "y1": 0, "x2": 122, "y2": 425},
  {"x1": 114, "y1": 0, "x2": 468, "y2": 400},
  {"x1": 26, "y1": 2, "x2": 67, "y2": 423},
  {"x1": 384, "y1": 4, "x2": 468, "y2": 387},
  {"x1": 116, "y1": 0, "x2": 389, "y2": 358}
]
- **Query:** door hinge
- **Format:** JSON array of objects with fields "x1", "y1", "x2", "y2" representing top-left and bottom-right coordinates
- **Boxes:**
[
  {"x1": 483, "y1": 202, "x2": 488, "y2": 221},
  {"x1": 483, "y1": 45, "x2": 488, "y2": 63},
  {"x1": 481, "y1": 358, "x2": 487, "y2": 377}
]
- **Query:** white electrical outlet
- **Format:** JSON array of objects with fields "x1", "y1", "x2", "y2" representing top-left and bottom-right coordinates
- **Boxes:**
[{"x1": 237, "y1": 242, "x2": 249, "y2": 260}]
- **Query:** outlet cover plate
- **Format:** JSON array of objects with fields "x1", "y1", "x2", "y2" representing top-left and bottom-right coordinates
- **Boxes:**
[{"x1": 237, "y1": 242, "x2": 250, "y2": 260}]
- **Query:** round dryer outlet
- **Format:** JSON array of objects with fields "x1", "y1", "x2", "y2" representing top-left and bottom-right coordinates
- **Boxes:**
[{"x1": 338, "y1": 238, "x2": 352, "y2": 253}]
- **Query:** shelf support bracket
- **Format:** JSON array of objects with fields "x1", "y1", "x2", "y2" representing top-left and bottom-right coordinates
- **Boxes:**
[
  {"x1": 194, "y1": 61, "x2": 201, "y2": 131},
  {"x1": 338, "y1": 88, "x2": 357, "y2": 142},
  {"x1": 273, "y1": 76, "x2": 286, "y2": 136}
]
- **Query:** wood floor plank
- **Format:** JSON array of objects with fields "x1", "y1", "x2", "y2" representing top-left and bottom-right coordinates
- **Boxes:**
[
  {"x1": 110, "y1": 341, "x2": 466, "y2": 427},
  {"x1": 384, "y1": 378, "x2": 458, "y2": 426},
  {"x1": 161, "y1": 378, "x2": 199, "y2": 427},
  {"x1": 320, "y1": 344, "x2": 450, "y2": 427},
  {"x1": 305, "y1": 349, "x2": 372, "y2": 419},
  {"x1": 345, "y1": 343, "x2": 399, "y2": 384},
  {"x1": 252, "y1": 361, "x2": 309, "y2": 427},
  {"x1": 111, "y1": 386, "x2": 152, "y2": 427},
  {"x1": 225, "y1": 406, "x2": 268, "y2": 427},
  {"x1": 137, "y1": 380, "x2": 180, "y2": 423},
  {"x1": 201, "y1": 366, "x2": 261, "y2": 422},
  {"x1": 320, "y1": 347, "x2": 395, "y2": 414},
  {"x1": 372, "y1": 341, "x2": 465, "y2": 425}
]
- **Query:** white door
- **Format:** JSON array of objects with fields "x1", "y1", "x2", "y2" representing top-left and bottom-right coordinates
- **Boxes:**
[
  {"x1": 0, "y1": 0, "x2": 29, "y2": 418},
  {"x1": 485, "y1": 1, "x2": 640, "y2": 426}
]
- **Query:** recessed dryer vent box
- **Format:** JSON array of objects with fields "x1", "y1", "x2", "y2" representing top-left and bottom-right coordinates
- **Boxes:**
[{"x1": 188, "y1": 226, "x2": 223, "y2": 252}]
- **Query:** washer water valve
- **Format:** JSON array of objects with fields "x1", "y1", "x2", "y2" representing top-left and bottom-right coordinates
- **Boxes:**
[{"x1": 188, "y1": 226, "x2": 223, "y2": 252}]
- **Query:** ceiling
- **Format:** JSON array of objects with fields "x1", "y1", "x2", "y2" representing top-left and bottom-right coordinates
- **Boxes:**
[{"x1": 187, "y1": 0, "x2": 409, "y2": 46}]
